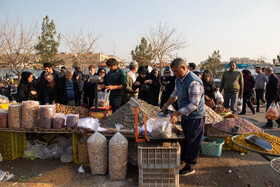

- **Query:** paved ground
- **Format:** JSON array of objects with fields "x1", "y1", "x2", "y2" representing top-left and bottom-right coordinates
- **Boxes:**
[{"x1": 0, "y1": 105, "x2": 280, "y2": 187}]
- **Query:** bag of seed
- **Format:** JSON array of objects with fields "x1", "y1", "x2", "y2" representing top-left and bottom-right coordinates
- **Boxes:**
[
  {"x1": 39, "y1": 105, "x2": 56, "y2": 129},
  {"x1": 78, "y1": 135, "x2": 89, "y2": 164},
  {"x1": 53, "y1": 113, "x2": 66, "y2": 129},
  {"x1": 87, "y1": 122, "x2": 107, "y2": 175},
  {"x1": 109, "y1": 124, "x2": 128, "y2": 181},
  {"x1": 66, "y1": 114, "x2": 79, "y2": 128}
]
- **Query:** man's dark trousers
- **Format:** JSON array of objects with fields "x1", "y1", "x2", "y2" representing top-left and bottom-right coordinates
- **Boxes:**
[
  {"x1": 181, "y1": 116, "x2": 205, "y2": 170},
  {"x1": 256, "y1": 89, "x2": 265, "y2": 111}
]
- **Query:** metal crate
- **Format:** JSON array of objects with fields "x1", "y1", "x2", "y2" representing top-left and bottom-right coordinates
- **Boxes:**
[
  {"x1": 139, "y1": 168, "x2": 179, "y2": 187},
  {"x1": 138, "y1": 142, "x2": 180, "y2": 169}
]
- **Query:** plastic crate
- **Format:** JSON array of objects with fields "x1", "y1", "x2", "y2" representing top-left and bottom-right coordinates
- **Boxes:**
[
  {"x1": 72, "y1": 133, "x2": 90, "y2": 166},
  {"x1": 201, "y1": 137, "x2": 224, "y2": 157},
  {"x1": 139, "y1": 168, "x2": 179, "y2": 187},
  {"x1": 138, "y1": 143, "x2": 180, "y2": 169},
  {"x1": 0, "y1": 132, "x2": 26, "y2": 160},
  {"x1": 215, "y1": 136, "x2": 250, "y2": 153}
]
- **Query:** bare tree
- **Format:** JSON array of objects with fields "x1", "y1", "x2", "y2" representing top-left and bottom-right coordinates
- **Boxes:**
[
  {"x1": 63, "y1": 28, "x2": 100, "y2": 70},
  {"x1": 146, "y1": 23, "x2": 187, "y2": 73},
  {"x1": 0, "y1": 16, "x2": 38, "y2": 79}
]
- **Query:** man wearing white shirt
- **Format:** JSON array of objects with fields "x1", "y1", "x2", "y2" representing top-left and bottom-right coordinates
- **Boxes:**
[{"x1": 123, "y1": 60, "x2": 139, "y2": 104}]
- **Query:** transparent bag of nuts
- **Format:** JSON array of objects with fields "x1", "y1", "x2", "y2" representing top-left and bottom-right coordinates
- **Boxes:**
[
  {"x1": 0, "y1": 109, "x2": 8, "y2": 128},
  {"x1": 87, "y1": 122, "x2": 107, "y2": 175},
  {"x1": 109, "y1": 124, "x2": 128, "y2": 181},
  {"x1": 66, "y1": 114, "x2": 79, "y2": 128},
  {"x1": 39, "y1": 105, "x2": 56, "y2": 129},
  {"x1": 53, "y1": 113, "x2": 66, "y2": 129},
  {"x1": 8, "y1": 104, "x2": 22, "y2": 128},
  {"x1": 22, "y1": 101, "x2": 39, "y2": 129}
]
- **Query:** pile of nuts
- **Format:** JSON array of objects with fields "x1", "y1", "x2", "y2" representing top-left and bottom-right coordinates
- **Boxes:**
[
  {"x1": 205, "y1": 105, "x2": 223, "y2": 124},
  {"x1": 101, "y1": 99, "x2": 160, "y2": 130},
  {"x1": 233, "y1": 132, "x2": 280, "y2": 155},
  {"x1": 213, "y1": 118, "x2": 262, "y2": 134},
  {"x1": 271, "y1": 158, "x2": 280, "y2": 173},
  {"x1": 55, "y1": 104, "x2": 89, "y2": 118},
  {"x1": 214, "y1": 106, "x2": 231, "y2": 114}
]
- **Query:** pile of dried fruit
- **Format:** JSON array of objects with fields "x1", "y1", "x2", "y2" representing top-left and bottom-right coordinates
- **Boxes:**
[
  {"x1": 212, "y1": 118, "x2": 262, "y2": 134},
  {"x1": 100, "y1": 99, "x2": 160, "y2": 130},
  {"x1": 215, "y1": 106, "x2": 231, "y2": 114},
  {"x1": 205, "y1": 105, "x2": 223, "y2": 124},
  {"x1": 233, "y1": 132, "x2": 280, "y2": 155},
  {"x1": 55, "y1": 104, "x2": 89, "y2": 118}
]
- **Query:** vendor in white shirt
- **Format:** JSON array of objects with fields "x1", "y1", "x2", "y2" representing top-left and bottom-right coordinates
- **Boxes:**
[{"x1": 123, "y1": 60, "x2": 139, "y2": 104}]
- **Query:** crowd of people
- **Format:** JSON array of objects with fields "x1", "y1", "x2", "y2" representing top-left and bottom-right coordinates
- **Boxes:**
[{"x1": 3, "y1": 57, "x2": 280, "y2": 176}]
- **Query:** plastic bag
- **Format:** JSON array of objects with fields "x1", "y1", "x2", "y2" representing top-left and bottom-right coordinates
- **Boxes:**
[
  {"x1": 140, "y1": 118, "x2": 154, "y2": 133},
  {"x1": 39, "y1": 105, "x2": 56, "y2": 129},
  {"x1": 87, "y1": 122, "x2": 107, "y2": 175},
  {"x1": 236, "y1": 98, "x2": 243, "y2": 113},
  {"x1": 0, "y1": 94, "x2": 9, "y2": 104},
  {"x1": 265, "y1": 103, "x2": 279, "y2": 120},
  {"x1": 109, "y1": 124, "x2": 128, "y2": 180},
  {"x1": 77, "y1": 117, "x2": 107, "y2": 131},
  {"x1": 150, "y1": 115, "x2": 173, "y2": 138},
  {"x1": 214, "y1": 91, "x2": 224, "y2": 105},
  {"x1": 96, "y1": 89, "x2": 111, "y2": 107},
  {"x1": 66, "y1": 114, "x2": 79, "y2": 128},
  {"x1": 53, "y1": 113, "x2": 66, "y2": 129}
]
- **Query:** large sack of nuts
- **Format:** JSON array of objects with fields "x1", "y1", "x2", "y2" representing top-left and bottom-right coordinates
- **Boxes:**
[
  {"x1": 8, "y1": 104, "x2": 22, "y2": 128},
  {"x1": 39, "y1": 105, "x2": 56, "y2": 129},
  {"x1": 0, "y1": 109, "x2": 8, "y2": 128},
  {"x1": 87, "y1": 123, "x2": 107, "y2": 175},
  {"x1": 53, "y1": 113, "x2": 66, "y2": 129},
  {"x1": 22, "y1": 101, "x2": 39, "y2": 128},
  {"x1": 109, "y1": 124, "x2": 128, "y2": 180}
]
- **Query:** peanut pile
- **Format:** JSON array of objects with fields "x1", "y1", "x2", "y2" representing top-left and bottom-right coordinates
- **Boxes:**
[{"x1": 55, "y1": 104, "x2": 89, "y2": 118}]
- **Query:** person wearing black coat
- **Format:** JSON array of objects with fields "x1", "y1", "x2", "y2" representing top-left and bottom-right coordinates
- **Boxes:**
[
  {"x1": 17, "y1": 71, "x2": 38, "y2": 102},
  {"x1": 83, "y1": 65, "x2": 97, "y2": 108},
  {"x1": 55, "y1": 70, "x2": 79, "y2": 106},
  {"x1": 263, "y1": 67, "x2": 280, "y2": 128},
  {"x1": 202, "y1": 70, "x2": 217, "y2": 109},
  {"x1": 239, "y1": 70, "x2": 256, "y2": 115},
  {"x1": 132, "y1": 66, "x2": 150, "y2": 103},
  {"x1": 40, "y1": 72, "x2": 56, "y2": 105},
  {"x1": 147, "y1": 69, "x2": 161, "y2": 106}
]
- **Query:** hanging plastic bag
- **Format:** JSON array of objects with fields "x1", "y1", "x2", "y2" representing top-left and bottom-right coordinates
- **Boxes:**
[
  {"x1": 265, "y1": 103, "x2": 279, "y2": 120},
  {"x1": 236, "y1": 98, "x2": 243, "y2": 113},
  {"x1": 109, "y1": 124, "x2": 128, "y2": 181},
  {"x1": 214, "y1": 91, "x2": 224, "y2": 105},
  {"x1": 96, "y1": 89, "x2": 111, "y2": 107},
  {"x1": 87, "y1": 122, "x2": 107, "y2": 175}
]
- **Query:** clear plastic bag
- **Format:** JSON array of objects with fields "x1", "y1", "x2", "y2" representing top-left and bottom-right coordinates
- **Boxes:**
[
  {"x1": 87, "y1": 122, "x2": 107, "y2": 175},
  {"x1": 214, "y1": 91, "x2": 224, "y2": 105},
  {"x1": 0, "y1": 110, "x2": 8, "y2": 128},
  {"x1": 109, "y1": 124, "x2": 128, "y2": 180},
  {"x1": 66, "y1": 114, "x2": 79, "y2": 128},
  {"x1": 236, "y1": 98, "x2": 243, "y2": 113},
  {"x1": 265, "y1": 103, "x2": 279, "y2": 120},
  {"x1": 22, "y1": 101, "x2": 39, "y2": 128},
  {"x1": 0, "y1": 94, "x2": 9, "y2": 104},
  {"x1": 39, "y1": 105, "x2": 56, "y2": 129},
  {"x1": 96, "y1": 89, "x2": 111, "y2": 107},
  {"x1": 150, "y1": 115, "x2": 172, "y2": 138},
  {"x1": 53, "y1": 113, "x2": 66, "y2": 129}
]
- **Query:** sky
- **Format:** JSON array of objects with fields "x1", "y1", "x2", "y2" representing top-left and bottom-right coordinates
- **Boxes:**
[{"x1": 1, "y1": 0, "x2": 280, "y2": 64}]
